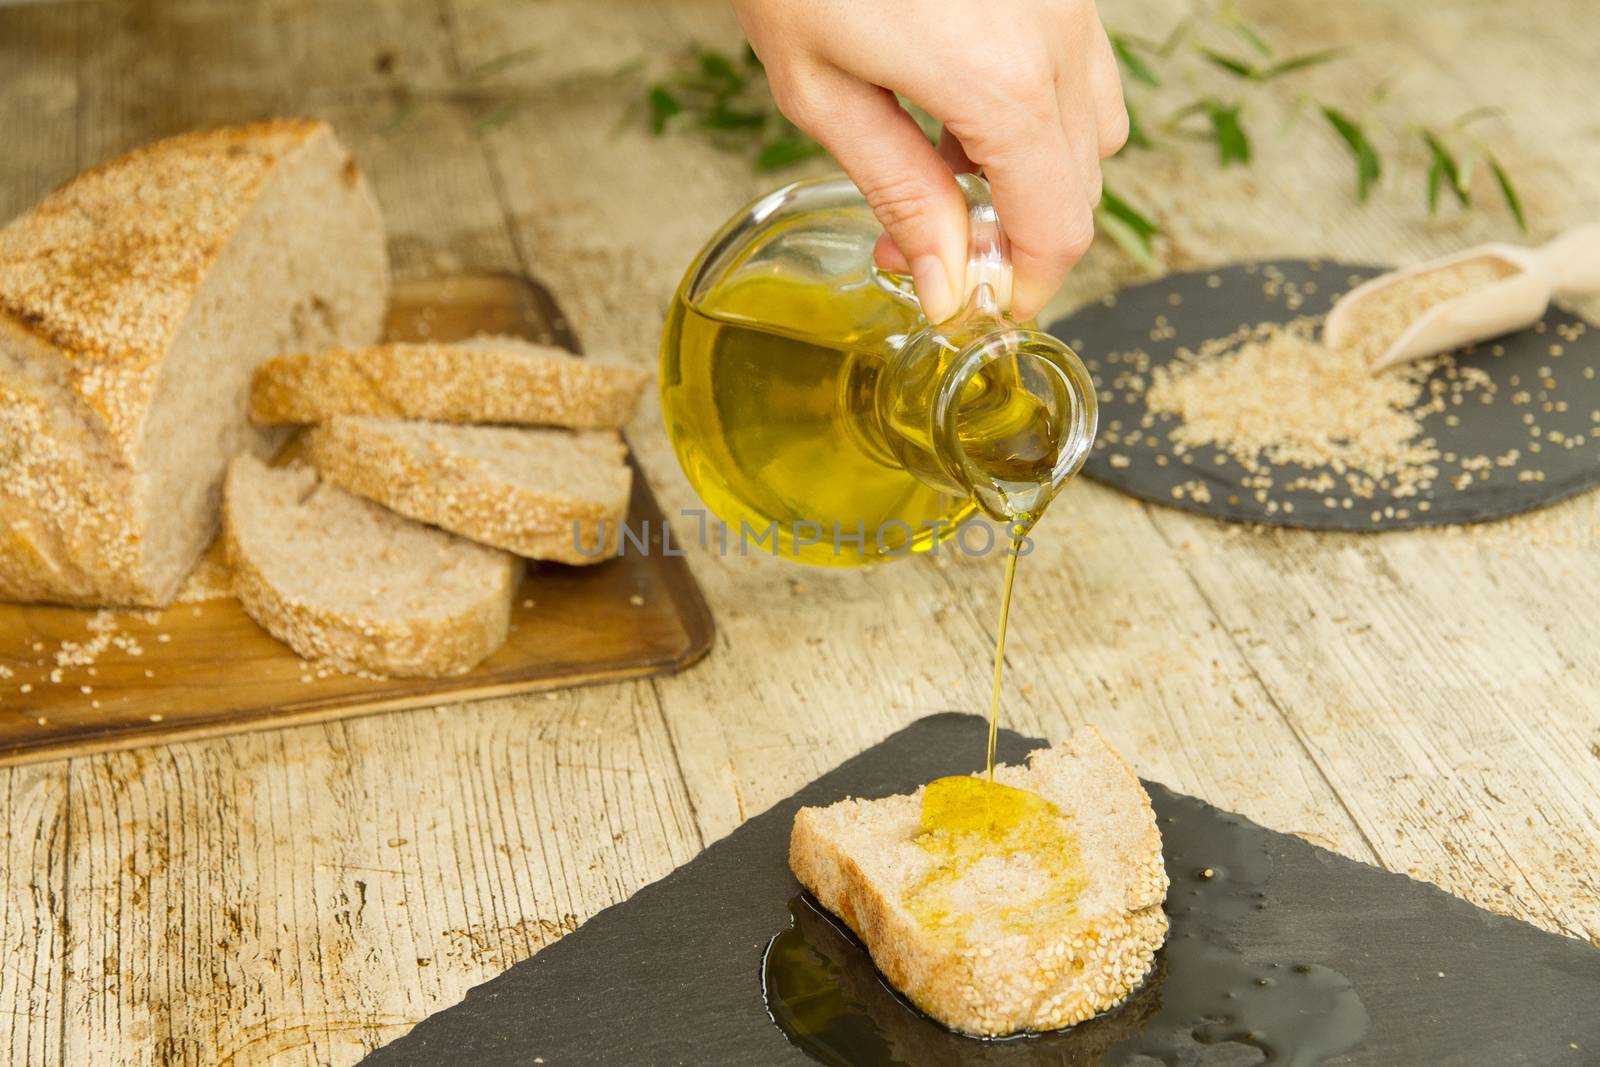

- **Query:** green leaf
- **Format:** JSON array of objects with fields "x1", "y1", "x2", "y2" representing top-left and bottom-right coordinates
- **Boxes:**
[
  {"x1": 704, "y1": 101, "x2": 766, "y2": 130},
  {"x1": 1422, "y1": 130, "x2": 1469, "y2": 209},
  {"x1": 1111, "y1": 33, "x2": 1160, "y2": 87},
  {"x1": 1201, "y1": 49, "x2": 1258, "y2": 79},
  {"x1": 474, "y1": 100, "x2": 519, "y2": 131},
  {"x1": 743, "y1": 43, "x2": 763, "y2": 69},
  {"x1": 755, "y1": 134, "x2": 826, "y2": 171},
  {"x1": 1229, "y1": 18, "x2": 1274, "y2": 57},
  {"x1": 648, "y1": 85, "x2": 682, "y2": 135},
  {"x1": 1124, "y1": 99, "x2": 1152, "y2": 149},
  {"x1": 1154, "y1": 14, "x2": 1195, "y2": 56},
  {"x1": 1203, "y1": 47, "x2": 1342, "y2": 82},
  {"x1": 464, "y1": 45, "x2": 542, "y2": 82},
  {"x1": 697, "y1": 49, "x2": 742, "y2": 90},
  {"x1": 1257, "y1": 48, "x2": 1344, "y2": 79},
  {"x1": 1486, "y1": 152, "x2": 1527, "y2": 231},
  {"x1": 1322, "y1": 107, "x2": 1381, "y2": 201},
  {"x1": 1097, "y1": 188, "x2": 1161, "y2": 269},
  {"x1": 1206, "y1": 101, "x2": 1250, "y2": 165},
  {"x1": 1453, "y1": 105, "x2": 1505, "y2": 129}
]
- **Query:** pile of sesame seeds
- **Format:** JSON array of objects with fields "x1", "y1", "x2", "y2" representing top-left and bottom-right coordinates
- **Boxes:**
[{"x1": 1141, "y1": 317, "x2": 1488, "y2": 510}]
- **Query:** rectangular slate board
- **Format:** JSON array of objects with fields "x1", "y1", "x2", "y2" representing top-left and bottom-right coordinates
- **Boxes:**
[{"x1": 361, "y1": 713, "x2": 1600, "y2": 1066}]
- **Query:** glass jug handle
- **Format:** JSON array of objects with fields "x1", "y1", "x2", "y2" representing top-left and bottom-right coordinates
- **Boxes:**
[{"x1": 956, "y1": 173, "x2": 1015, "y2": 319}]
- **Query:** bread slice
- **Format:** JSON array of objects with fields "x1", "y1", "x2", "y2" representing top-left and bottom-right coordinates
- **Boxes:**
[
  {"x1": 0, "y1": 119, "x2": 388, "y2": 607},
  {"x1": 224, "y1": 456, "x2": 518, "y2": 677},
  {"x1": 249, "y1": 335, "x2": 650, "y2": 429},
  {"x1": 305, "y1": 417, "x2": 632, "y2": 564},
  {"x1": 789, "y1": 726, "x2": 1168, "y2": 1037}
]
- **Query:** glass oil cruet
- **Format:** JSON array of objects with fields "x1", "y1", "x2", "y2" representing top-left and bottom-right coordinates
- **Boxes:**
[{"x1": 659, "y1": 173, "x2": 1098, "y2": 565}]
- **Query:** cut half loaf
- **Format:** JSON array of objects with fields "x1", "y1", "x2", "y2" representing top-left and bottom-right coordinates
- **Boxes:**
[
  {"x1": 250, "y1": 335, "x2": 650, "y2": 429},
  {"x1": 789, "y1": 726, "x2": 1169, "y2": 1037},
  {"x1": 224, "y1": 456, "x2": 518, "y2": 677},
  {"x1": 0, "y1": 119, "x2": 389, "y2": 607},
  {"x1": 305, "y1": 417, "x2": 632, "y2": 564}
]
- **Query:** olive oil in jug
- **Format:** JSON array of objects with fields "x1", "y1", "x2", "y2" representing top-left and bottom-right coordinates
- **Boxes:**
[{"x1": 659, "y1": 174, "x2": 1098, "y2": 566}]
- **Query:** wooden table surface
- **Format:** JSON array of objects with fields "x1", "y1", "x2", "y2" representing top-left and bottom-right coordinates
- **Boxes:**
[{"x1": 3, "y1": 1, "x2": 1598, "y2": 1063}]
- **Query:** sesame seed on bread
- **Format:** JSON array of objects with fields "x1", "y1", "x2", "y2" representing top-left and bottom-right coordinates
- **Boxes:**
[
  {"x1": 250, "y1": 335, "x2": 650, "y2": 429},
  {"x1": 789, "y1": 726, "x2": 1169, "y2": 1037},
  {"x1": 0, "y1": 119, "x2": 389, "y2": 606},
  {"x1": 224, "y1": 456, "x2": 519, "y2": 678},
  {"x1": 305, "y1": 417, "x2": 632, "y2": 565}
]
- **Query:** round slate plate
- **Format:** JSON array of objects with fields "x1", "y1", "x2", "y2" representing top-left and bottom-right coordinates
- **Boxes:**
[{"x1": 1050, "y1": 260, "x2": 1600, "y2": 530}]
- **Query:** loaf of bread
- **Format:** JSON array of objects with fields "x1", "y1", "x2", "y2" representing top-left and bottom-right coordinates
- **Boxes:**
[
  {"x1": 250, "y1": 336, "x2": 650, "y2": 429},
  {"x1": 305, "y1": 417, "x2": 633, "y2": 564},
  {"x1": 224, "y1": 457, "x2": 519, "y2": 678},
  {"x1": 789, "y1": 726, "x2": 1169, "y2": 1037},
  {"x1": 0, "y1": 120, "x2": 389, "y2": 607}
]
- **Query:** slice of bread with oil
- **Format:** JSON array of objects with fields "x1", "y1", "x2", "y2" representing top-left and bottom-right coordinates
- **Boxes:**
[
  {"x1": 250, "y1": 335, "x2": 649, "y2": 429},
  {"x1": 305, "y1": 416, "x2": 632, "y2": 564},
  {"x1": 789, "y1": 726, "x2": 1168, "y2": 1037},
  {"x1": 224, "y1": 456, "x2": 519, "y2": 677}
]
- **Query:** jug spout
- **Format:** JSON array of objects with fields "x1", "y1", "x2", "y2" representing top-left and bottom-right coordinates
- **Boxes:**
[{"x1": 877, "y1": 176, "x2": 1098, "y2": 526}]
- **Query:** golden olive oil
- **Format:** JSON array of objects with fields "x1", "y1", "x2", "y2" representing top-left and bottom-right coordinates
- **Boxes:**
[
  {"x1": 661, "y1": 274, "x2": 1071, "y2": 565},
  {"x1": 985, "y1": 537, "x2": 1024, "y2": 780},
  {"x1": 661, "y1": 272, "x2": 975, "y2": 565}
]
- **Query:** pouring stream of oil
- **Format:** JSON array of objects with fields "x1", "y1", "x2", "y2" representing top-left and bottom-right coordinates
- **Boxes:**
[{"x1": 985, "y1": 538, "x2": 1023, "y2": 782}]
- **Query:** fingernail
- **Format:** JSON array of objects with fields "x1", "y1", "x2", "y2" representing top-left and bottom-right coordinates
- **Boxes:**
[{"x1": 911, "y1": 254, "x2": 955, "y2": 323}]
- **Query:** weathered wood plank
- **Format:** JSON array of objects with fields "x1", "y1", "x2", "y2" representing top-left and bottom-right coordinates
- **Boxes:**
[
  {"x1": 1144, "y1": 495, "x2": 1600, "y2": 942},
  {"x1": 58, "y1": 685, "x2": 701, "y2": 1064},
  {"x1": 0, "y1": 762, "x2": 68, "y2": 1067}
]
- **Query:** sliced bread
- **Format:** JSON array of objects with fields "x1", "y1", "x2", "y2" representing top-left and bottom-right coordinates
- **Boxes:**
[
  {"x1": 250, "y1": 335, "x2": 650, "y2": 429},
  {"x1": 224, "y1": 456, "x2": 519, "y2": 677},
  {"x1": 305, "y1": 417, "x2": 632, "y2": 564},
  {"x1": 0, "y1": 119, "x2": 388, "y2": 607},
  {"x1": 789, "y1": 726, "x2": 1168, "y2": 1037}
]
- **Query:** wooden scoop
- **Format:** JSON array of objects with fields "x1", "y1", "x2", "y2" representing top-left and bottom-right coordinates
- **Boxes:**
[{"x1": 1324, "y1": 223, "x2": 1600, "y2": 373}]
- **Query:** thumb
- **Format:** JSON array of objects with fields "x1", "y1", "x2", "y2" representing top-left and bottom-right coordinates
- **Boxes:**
[{"x1": 782, "y1": 73, "x2": 967, "y2": 321}]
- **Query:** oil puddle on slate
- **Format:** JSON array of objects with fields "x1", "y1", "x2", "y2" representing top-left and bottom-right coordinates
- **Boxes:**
[
  {"x1": 1052, "y1": 260, "x2": 1600, "y2": 531},
  {"x1": 360, "y1": 714, "x2": 1600, "y2": 1066}
]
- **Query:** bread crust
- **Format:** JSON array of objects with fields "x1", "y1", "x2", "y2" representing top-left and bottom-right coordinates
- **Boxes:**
[
  {"x1": 251, "y1": 341, "x2": 650, "y2": 429},
  {"x1": 788, "y1": 726, "x2": 1169, "y2": 1037},
  {"x1": 224, "y1": 458, "x2": 518, "y2": 678},
  {"x1": 306, "y1": 418, "x2": 632, "y2": 565},
  {"x1": 0, "y1": 120, "x2": 388, "y2": 606}
]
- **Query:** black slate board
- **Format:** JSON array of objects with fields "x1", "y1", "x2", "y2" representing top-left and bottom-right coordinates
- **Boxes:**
[
  {"x1": 1051, "y1": 261, "x2": 1600, "y2": 530},
  {"x1": 360, "y1": 714, "x2": 1600, "y2": 1065}
]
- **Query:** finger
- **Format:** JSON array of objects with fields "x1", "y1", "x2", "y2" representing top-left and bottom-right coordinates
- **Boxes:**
[
  {"x1": 1082, "y1": 28, "x2": 1129, "y2": 158},
  {"x1": 873, "y1": 232, "x2": 911, "y2": 274},
  {"x1": 776, "y1": 67, "x2": 968, "y2": 322},
  {"x1": 874, "y1": 127, "x2": 976, "y2": 274},
  {"x1": 954, "y1": 103, "x2": 1095, "y2": 322}
]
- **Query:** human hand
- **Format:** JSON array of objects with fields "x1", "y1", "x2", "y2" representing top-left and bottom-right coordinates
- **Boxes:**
[{"x1": 732, "y1": 0, "x2": 1128, "y2": 322}]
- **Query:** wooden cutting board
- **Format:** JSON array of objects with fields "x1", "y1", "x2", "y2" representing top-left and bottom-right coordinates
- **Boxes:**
[{"x1": 0, "y1": 274, "x2": 714, "y2": 767}]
